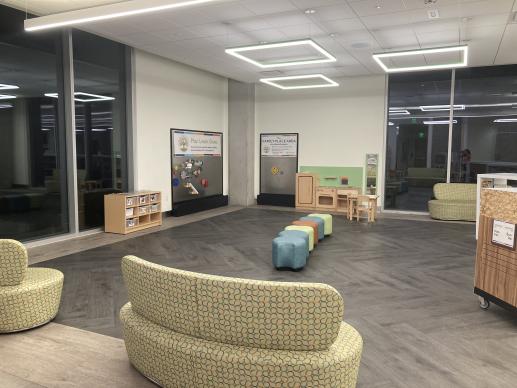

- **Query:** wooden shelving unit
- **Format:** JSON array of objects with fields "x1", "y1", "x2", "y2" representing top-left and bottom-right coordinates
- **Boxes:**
[{"x1": 104, "y1": 191, "x2": 162, "y2": 234}]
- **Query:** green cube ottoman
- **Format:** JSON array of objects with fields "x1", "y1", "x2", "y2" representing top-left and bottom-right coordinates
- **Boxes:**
[
  {"x1": 308, "y1": 214, "x2": 333, "y2": 236},
  {"x1": 285, "y1": 225, "x2": 314, "y2": 251}
]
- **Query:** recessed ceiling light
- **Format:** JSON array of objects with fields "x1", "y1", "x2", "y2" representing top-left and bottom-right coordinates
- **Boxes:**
[
  {"x1": 373, "y1": 45, "x2": 468, "y2": 73},
  {"x1": 0, "y1": 94, "x2": 16, "y2": 100},
  {"x1": 45, "y1": 92, "x2": 115, "y2": 102},
  {"x1": 0, "y1": 103, "x2": 13, "y2": 109},
  {"x1": 225, "y1": 39, "x2": 336, "y2": 69},
  {"x1": 423, "y1": 120, "x2": 458, "y2": 125},
  {"x1": 420, "y1": 105, "x2": 465, "y2": 112},
  {"x1": 304, "y1": 9, "x2": 316, "y2": 14},
  {"x1": 260, "y1": 74, "x2": 339, "y2": 90},
  {"x1": 0, "y1": 83, "x2": 19, "y2": 90},
  {"x1": 25, "y1": 0, "x2": 220, "y2": 32}
]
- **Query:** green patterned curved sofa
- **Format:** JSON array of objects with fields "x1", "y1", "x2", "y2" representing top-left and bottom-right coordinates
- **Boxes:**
[
  {"x1": 120, "y1": 255, "x2": 363, "y2": 388},
  {"x1": 428, "y1": 183, "x2": 477, "y2": 221},
  {"x1": 0, "y1": 239, "x2": 63, "y2": 333}
]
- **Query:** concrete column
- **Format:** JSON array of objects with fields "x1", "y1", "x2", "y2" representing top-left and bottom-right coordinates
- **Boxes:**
[{"x1": 228, "y1": 79, "x2": 255, "y2": 206}]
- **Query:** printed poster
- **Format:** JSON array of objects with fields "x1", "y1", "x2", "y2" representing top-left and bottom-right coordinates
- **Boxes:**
[
  {"x1": 173, "y1": 130, "x2": 222, "y2": 156},
  {"x1": 261, "y1": 134, "x2": 298, "y2": 157}
]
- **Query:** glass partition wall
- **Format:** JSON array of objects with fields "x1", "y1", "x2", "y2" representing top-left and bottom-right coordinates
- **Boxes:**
[
  {"x1": 73, "y1": 30, "x2": 127, "y2": 230},
  {"x1": 0, "y1": 4, "x2": 129, "y2": 241},
  {"x1": 0, "y1": 7, "x2": 69, "y2": 240},
  {"x1": 385, "y1": 65, "x2": 517, "y2": 212}
]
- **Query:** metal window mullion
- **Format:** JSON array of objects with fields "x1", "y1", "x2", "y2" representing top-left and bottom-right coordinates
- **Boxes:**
[
  {"x1": 62, "y1": 30, "x2": 79, "y2": 234},
  {"x1": 447, "y1": 70, "x2": 456, "y2": 183}
]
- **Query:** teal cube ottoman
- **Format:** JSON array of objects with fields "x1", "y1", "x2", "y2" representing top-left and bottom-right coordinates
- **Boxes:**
[
  {"x1": 300, "y1": 216, "x2": 325, "y2": 241},
  {"x1": 278, "y1": 230, "x2": 310, "y2": 258},
  {"x1": 272, "y1": 236, "x2": 307, "y2": 270}
]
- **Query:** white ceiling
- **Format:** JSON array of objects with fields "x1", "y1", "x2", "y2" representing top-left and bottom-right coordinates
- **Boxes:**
[{"x1": 3, "y1": 0, "x2": 517, "y2": 82}]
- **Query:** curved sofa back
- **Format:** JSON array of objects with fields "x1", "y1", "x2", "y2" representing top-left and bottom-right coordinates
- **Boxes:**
[
  {"x1": 434, "y1": 183, "x2": 476, "y2": 201},
  {"x1": 122, "y1": 255, "x2": 344, "y2": 351},
  {"x1": 0, "y1": 239, "x2": 28, "y2": 286}
]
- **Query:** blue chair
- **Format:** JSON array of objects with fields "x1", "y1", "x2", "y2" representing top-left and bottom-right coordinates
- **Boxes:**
[
  {"x1": 278, "y1": 230, "x2": 310, "y2": 258},
  {"x1": 272, "y1": 236, "x2": 307, "y2": 270},
  {"x1": 300, "y1": 216, "x2": 325, "y2": 241}
]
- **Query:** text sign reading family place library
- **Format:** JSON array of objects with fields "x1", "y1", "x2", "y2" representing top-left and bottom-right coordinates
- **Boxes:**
[
  {"x1": 261, "y1": 134, "x2": 298, "y2": 157},
  {"x1": 173, "y1": 130, "x2": 222, "y2": 156}
]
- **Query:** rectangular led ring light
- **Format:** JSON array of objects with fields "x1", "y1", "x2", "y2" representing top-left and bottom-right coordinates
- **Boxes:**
[
  {"x1": 226, "y1": 39, "x2": 337, "y2": 69},
  {"x1": 25, "y1": 0, "x2": 221, "y2": 31},
  {"x1": 45, "y1": 92, "x2": 115, "y2": 102},
  {"x1": 0, "y1": 83, "x2": 19, "y2": 90},
  {"x1": 373, "y1": 45, "x2": 468, "y2": 73},
  {"x1": 420, "y1": 105, "x2": 465, "y2": 111},
  {"x1": 260, "y1": 74, "x2": 339, "y2": 90}
]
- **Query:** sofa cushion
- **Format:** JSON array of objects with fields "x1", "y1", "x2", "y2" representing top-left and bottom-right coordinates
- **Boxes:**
[
  {"x1": 433, "y1": 183, "x2": 477, "y2": 201},
  {"x1": 120, "y1": 303, "x2": 362, "y2": 388},
  {"x1": 122, "y1": 255, "x2": 344, "y2": 352},
  {"x1": 428, "y1": 199, "x2": 476, "y2": 221},
  {"x1": 122, "y1": 255, "x2": 199, "y2": 337},
  {"x1": 0, "y1": 239, "x2": 27, "y2": 286}
]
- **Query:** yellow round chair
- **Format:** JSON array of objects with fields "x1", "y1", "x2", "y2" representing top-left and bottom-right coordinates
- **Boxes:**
[{"x1": 0, "y1": 239, "x2": 64, "y2": 333}]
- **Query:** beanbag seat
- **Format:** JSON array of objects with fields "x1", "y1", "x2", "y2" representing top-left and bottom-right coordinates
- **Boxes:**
[
  {"x1": 272, "y1": 237, "x2": 307, "y2": 270},
  {"x1": 308, "y1": 213, "x2": 333, "y2": 235}
]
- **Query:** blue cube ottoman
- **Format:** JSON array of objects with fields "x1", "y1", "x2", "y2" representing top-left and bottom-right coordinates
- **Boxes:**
[
  {"x1": 272, "y1": 236, "x2": 308, "y2": 270},
  {"x1": 278, "y1": 230, "x2": 310, "y2": 258},
  {"x1": 300, "y1": 216, "x2": 325, "y2": 241}
]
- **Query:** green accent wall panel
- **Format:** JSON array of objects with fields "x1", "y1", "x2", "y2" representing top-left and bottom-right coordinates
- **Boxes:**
[{"x1": 299, "y1": 166, "x2": 364, "y2": 188}]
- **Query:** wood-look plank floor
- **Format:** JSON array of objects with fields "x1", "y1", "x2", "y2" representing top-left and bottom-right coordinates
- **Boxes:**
[
  {"x1": 0, "y1": 323, "x2": 154, "y2": 388},
  {"x1": 29, "y1": 208, "x2": 517, "y2": 387}
]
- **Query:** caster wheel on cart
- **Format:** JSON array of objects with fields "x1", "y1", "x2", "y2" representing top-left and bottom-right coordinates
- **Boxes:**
[{"x1": 479, "y1": 297, "x2": 490, "y2": 310}]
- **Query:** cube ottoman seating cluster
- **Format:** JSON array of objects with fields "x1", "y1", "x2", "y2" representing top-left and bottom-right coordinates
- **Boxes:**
[{"x1": 273, "y1": 214, "x2": 333, "y2": 271}]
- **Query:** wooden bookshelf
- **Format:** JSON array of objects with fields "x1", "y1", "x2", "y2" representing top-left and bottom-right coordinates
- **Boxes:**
[{"x1": 104, "y1": 191, "x2": 162, "y2": 234}]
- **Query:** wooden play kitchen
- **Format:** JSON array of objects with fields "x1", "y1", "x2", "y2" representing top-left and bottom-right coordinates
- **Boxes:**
[
  {"x1": 295, "y1": 172, "x2": 378, "y2": 221},
  {"x1": 475, "y1": 187, "x2": 517, "y2": 312},
  {"x1": 104, "y1": 191, "x2": 162, "y2": 234}
]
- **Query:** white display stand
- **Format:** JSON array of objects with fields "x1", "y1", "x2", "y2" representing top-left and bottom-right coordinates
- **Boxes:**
[{"x1": 476, "y1": 173, "x2": 517, "y2": 239}]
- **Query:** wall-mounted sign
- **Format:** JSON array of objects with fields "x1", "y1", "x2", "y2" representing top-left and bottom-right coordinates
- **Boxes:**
[
  {"x1": 492, "y1": 220, "x2": 516, "y2": 250},
  {"x1": 261, "y1": 134, "x2": 298, "y2": 157},
  {"x1": 173, "y1": 130, "x2": 222, "y2": 156}
]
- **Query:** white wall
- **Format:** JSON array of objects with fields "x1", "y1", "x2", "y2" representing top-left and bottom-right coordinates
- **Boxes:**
[
  {"x1": 133, "y1": 49, "x2": 228, "y2": 211},
  {"x1": 255, "y1": 75, "x2": 387, "y2": 199}
]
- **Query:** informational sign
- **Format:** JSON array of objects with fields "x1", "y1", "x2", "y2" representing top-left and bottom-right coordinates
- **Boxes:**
[
  {"x1": 173, "y1": 130, "x2": 222, "y2": 156},
  {"x1": 171, "y1": 129, "x2": 223, "y2": 203},
  {"x1": 260, "y1": 133, "x2": 298, "y2": 196},
  {"x1": 492, "y1": 220, "x2": 516, "y2": 249},
  {"x1": 261, "y1": 134, "x2": 298, "y2": 157}
]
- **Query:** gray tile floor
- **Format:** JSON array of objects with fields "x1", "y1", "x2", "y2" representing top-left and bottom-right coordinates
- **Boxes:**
[{"x1": 34, "y1": 208, "x2": 517, "y2": 387}]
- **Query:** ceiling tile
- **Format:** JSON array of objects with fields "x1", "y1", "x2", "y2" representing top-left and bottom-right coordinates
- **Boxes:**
[
  {"x1": 348, "y1": 0, "x2": 406, "y2": 17},
  {"x1": 372, "y1": 27, "x2": 420, "y2": 48},
  {"x1": 242, "y1": 0, "x2": 298, "y2": 15}
]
